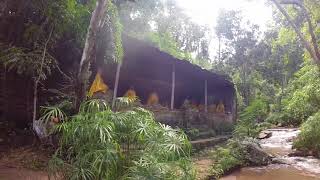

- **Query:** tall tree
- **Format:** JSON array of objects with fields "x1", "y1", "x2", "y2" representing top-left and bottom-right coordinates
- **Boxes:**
[
  {"x1": 76, "y1": 0, "x2": 109, "y2": 109},
  {"x1": 270, "y1": 0, "x2": 320, "y2": 65}
]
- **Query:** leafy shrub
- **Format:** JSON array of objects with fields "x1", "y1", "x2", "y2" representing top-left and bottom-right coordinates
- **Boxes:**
[
  {"x1": 185, "y1": 128, "x2": 200, "y2": 140},
  {"x1": 265, "y1": 112, "x2": 291, "y2": 126},
  {"x1": 49, "y1": 100, "x2": 195, "y2": 180},
  {"x1": 293, "y1": 111, "x2": 320, "y2": 156},
  {"x1": 214, "y1": 122, "x2": 234, "y2": 135},
  {"x1": 210, "y1": 145, "x2": 243, "y2": 178},
  {"x1": 282, "y1": 64, "x2": 320, "y2": 124},
  {"x1": 39, "y1": 106, "x2": 68, "y2": 124},
  {"x1": 234, "y1": 98, "x2": 269, "y2": 137},
  {"x1": 210, "y1": 138, "x2": 270, "y2": 178}
]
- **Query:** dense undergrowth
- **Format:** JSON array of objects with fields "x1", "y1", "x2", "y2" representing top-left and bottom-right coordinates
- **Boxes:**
[
  {"x1": 46, "y1": 99, "x2": 195, "y2": 180},
  {"x1": 209, "y1": 138, "x2": 270, "y2": 179},
  {"x1": 234, "y1": 98, "x2": 271, "y2": 138},
  {"x1": 209, "y1": 63, "x2": 320, "y2": 178},
  {"x1": 207, "y1": 98, "x2": 273, "y2": 178},
  {"x1": 293, "y1": 111, "x2": 320, "y2": 157}
]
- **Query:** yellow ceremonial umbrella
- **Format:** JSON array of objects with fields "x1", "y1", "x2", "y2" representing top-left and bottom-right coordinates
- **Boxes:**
[{"x1": 88, "y1": 72, "x2": 108, "y2": 97}]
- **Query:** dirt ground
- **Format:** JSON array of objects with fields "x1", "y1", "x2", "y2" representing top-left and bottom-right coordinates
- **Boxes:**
[
  {"x1": 194, "y1": 158, "x2": 213, "y2": 180},
  {"x1": 0, "y1": 146, "x2": 53, "y2": 180}
]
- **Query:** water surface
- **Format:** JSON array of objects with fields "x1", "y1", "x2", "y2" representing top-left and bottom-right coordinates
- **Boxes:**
[{"x1": 221, "y1": 128, "x2": 320, "y2": 180}]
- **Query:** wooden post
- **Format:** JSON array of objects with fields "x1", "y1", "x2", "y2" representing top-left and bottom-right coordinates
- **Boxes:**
[
  {"x1": 170, "y1": 63, "x2": 175, "y2": 110},
  {"x1": 205, "y1": 80, "x2": 208, "y2": 113},
  {"x1": 112, "y1": 63, "x2": 121, "y2": 109}
]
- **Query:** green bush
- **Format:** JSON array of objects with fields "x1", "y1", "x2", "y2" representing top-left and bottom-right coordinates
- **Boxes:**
[
  {"x1": 282, "y1": 64, "x2": 320, "y2": 124},
  {"x1": 210, "y1": 145, "x2": 243, "y2": 178},
  {"x1": 293, "y1": 111, "x2": 320, "y2": 156},
  {"x1": 265, "y1": 112, "x2": 291, "y2": 126},
  {"x1": 49, "y1": 100, "x2": 195, "y2": 180},
  {"x1": 214, "y1": 122, "x2": 234, "y2": 135},
  {"x1": 234, "y1": 98, "x2": 269, "y2": 137},
  {"x1": 185, "y1": 128, "x2": 200, "y2": 140},
  {"x1": 210, "y1": 138, "x2": 270, "y2": 178}
]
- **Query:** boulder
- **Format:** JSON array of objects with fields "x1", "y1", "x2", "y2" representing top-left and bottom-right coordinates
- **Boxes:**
[
  {"x1": 271, "y1": 158, "x2": 287, "y2": 164},
  {"x1": 258, "y1": 130, "x2": 272, "y2": 139},
  {"x1": 240, "y1": 138, "x2": 272, "y2": 166}
]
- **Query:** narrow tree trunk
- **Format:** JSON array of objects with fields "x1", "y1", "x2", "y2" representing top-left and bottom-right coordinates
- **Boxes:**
[
  {"x1": 76, "y1": 0, "x2": 108, "y2": 110},
  {"x1": 32, "y1": 27, "x2": 53, "y2": 124},
  {"x1": 32, "y1": 79, "x2": 38, "y2": 122},
  {"x1": 170, "y1": 63, "x2": 175, "y2": 110},
  {"x1": 112, "y1": 63, "x2": 121, "y2": 109},
  {"x1": 204, "y1": 80, "x2": 208, "y2": 113}
]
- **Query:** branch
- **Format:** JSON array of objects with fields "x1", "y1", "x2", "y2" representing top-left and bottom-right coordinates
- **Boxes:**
[
  {"x1": 78, "y1": 0, "x2": 108, "y2": 79},
  {"x1": 271, "y1": 0, "x2": 320, "y2": 64},
  {"x1": 300, "y1": 5, "x2": 320, "y2": 62},
  {"x1": 278, "y1": 0, "x2": 302, "y2": 6},
  {"x1": 36, "y1": 26, "x2": 54, "y2": 84}
]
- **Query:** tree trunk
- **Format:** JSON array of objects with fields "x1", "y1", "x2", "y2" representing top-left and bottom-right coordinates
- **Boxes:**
[
  {"x1": 170, "y1": 63, "x2": 175, "y2": 110},
  {"x1": 204, "y1": 80, "x2": 208, "y2": 113},
  {"x1": 112, "y1": 62, "x2": 121, "y2": 109},
  {"x1": 76, "y1": 0, "x2": 108, "y2": 110},
  {"x1": 32, "y1": 27, "x2": 53, "y2": 124},
  {"x1": 32, "y1": 79, "x2": 38, "y2": 123},
  {"x1": 270, "y1": 0, "x2": 320, "y2": 65}
]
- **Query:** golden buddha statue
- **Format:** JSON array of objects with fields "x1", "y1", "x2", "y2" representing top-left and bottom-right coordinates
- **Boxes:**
[
  {"x1": 147, "y1": 92, "x2": 159, "y2": 106},
  {"x1": 124, "y1": 86, "x2": 137, "y2": 101},
  {"x1": 216, "y1": 100, "x2": 225, "y2": 114}
]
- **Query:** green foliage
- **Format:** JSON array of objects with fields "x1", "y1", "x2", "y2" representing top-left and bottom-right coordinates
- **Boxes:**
[
  {"x1": 185, "y1": 128, "x2": 200, "y2": 140},
  {"x1": 49, "y1": 100, "x2": 195, "y2": 180},
  {"x1": 0, "y1": 44, "x2": 58, "y2": 80},
  {"x1": 234, "y1": 98, "x2": 269, "y2": 137},
  {"x1": 106, "y1": 0, "x2": 124, "y2": 62},
  {"x1": 282, "y1": 63, "x2": 320, "y2": 124},
  {"x1": 214, "y1": 122, "x2": 234, "y2": 135},
  {"x1": 146, "y1": 32, "x2": 190, "y2": 60},
  {"x1": 210, "y1": 146, "x2": 243, "y2": 178},
  {"x1": 294, "y1": 111, "x2": 320, "y2": 156},
  {"x1": 209, "y1": 139, "x2": 256, "y2": 178},
  {"x1": 210, "y1": 138, "x2": 270, "y2": 178},
  {"x1": 119, "y1": 0, "x2": 211, "y2": 68},
  {"x1": 265, "y1": 112, "x2": 291, "y2": 126},
  {"x1": 39, "y1": 106, "x2": 67, "y2": 124}
]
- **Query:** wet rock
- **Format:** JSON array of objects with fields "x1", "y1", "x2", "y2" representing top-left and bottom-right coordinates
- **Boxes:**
[
  {"x1": 258, "y1": 131, "x2": 272, "y2": 139},
  {"x1": 241, "y1": 139, "x2": 272, "y2": 166},
  {"x1": 288, "y1": 150, "x2": 314, "y2": 157},
  {"x1": 286, "y1": 137, "x2": 294, "y2": 142},
  {"x1": 271, "y1": 158, "x2": 288, "y2": 164}
]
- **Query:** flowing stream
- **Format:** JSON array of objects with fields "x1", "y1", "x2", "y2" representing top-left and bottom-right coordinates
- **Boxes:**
[{"x1": 221, "y1": 128, "x2": 320, "y2": 180}]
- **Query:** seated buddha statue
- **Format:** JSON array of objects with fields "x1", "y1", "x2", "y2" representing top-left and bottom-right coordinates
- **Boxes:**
[
  {"x1": 124, "y1": 86, "x2": 137, "y2": 101},
  {"x1": 147, "y1": 92, "x2": 159, "y2": 106},
  {"x1": 216, "y1": 100, "x2": 225, "y2": 114}
]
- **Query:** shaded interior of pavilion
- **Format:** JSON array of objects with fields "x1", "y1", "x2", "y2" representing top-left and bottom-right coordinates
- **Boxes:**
[{"x1": 96, "y1": 36, "x2": 236, "y2": 120}]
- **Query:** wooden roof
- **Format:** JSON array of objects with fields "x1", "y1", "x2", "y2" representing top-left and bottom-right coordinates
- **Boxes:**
[{"x1": 101, "y1": 35, "x2": 235, "y2": 108}]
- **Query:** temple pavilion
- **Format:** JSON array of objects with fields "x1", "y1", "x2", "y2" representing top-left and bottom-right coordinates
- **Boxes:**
[{"x1": 94, "y1": 35, "x2": 237, "y2": 128}]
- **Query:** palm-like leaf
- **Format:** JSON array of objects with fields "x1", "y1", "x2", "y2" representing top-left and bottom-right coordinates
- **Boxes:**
[{"x1": 49, "y1": 99, "x2": 195, "y2": 180}]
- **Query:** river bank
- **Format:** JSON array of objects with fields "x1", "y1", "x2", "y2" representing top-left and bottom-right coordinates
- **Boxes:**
[{"x1": 221, "y1": 128, "x2": 320, "y2": 180}]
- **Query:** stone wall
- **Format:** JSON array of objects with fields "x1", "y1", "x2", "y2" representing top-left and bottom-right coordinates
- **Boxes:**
[{"x1": 153, "y1": 109, "x2": 234, "y2": 129}]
